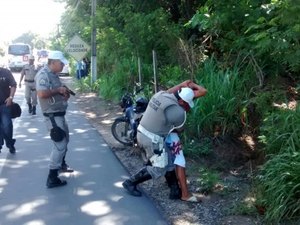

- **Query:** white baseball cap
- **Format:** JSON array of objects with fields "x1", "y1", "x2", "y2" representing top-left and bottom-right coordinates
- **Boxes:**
[
  {"x1": 48, "y1": 51, "x2": 68, "y2": 65},
  {"x1": 29, "y1": 55, "x2": 35, "y2": 60},
  {"x1": 178, "y1": 87, "x2": 195, "y2": 108}
]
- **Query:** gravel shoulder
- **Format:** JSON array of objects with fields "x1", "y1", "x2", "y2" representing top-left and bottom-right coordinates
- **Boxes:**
[{"x1": 74, "y1": 91, "x2": 262, "y2": 225}]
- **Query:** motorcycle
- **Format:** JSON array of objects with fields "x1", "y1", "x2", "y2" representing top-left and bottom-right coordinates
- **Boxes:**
[{"x1": 111, "y1": 86, "x2": 148, "y2": 146}]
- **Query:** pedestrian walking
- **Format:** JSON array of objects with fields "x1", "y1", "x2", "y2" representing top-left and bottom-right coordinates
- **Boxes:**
[
  {"x1": 35, "y1": 50, "x2": 74, "y2": 188},
  {"x1": 0, "y1": 67, "x2": 17, "y2": 154},
  {"x1": 19, "y1": 55, "x2": 38, "y2": 115},
  {"x1": 122, "y1": 80, "x2": 207, "y2": 202}
]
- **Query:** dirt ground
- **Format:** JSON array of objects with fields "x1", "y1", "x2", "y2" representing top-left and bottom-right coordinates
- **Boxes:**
[{"x1": 74, "y1": 91, "x2": 263, "y2": 225}]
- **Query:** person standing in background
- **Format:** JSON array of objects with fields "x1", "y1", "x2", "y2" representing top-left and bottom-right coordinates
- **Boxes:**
[
  {"x1": 19, "y1": 55, "x2": 38, "y2": 115},
  {"x1": 83, "y1": 57, "x2": 90, "y2": 77},
  {"x1": 76, "y1": 60, "x2": 83, "y2": 79}
]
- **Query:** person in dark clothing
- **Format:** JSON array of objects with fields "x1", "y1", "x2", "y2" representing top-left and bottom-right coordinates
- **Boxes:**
[
  {"x1": 0, "y1": 67, "x2": 17, "y2": 154},
  {"x1": 83, "y1": 57, "x2": 90, "y2": 76}
]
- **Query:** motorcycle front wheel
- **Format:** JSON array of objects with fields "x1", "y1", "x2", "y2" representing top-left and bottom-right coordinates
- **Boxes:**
[{"x1": 111, "y1": 117, "x2": 134, "y2": 146}]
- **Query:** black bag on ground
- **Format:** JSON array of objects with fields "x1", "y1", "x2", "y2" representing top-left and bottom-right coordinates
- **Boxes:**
[
  {"x1": 11, "y1": 102, "x2": 22, "y2": 118},
  {"x1": 49, "y1": 115, "x2": 66, "y2": 142}
]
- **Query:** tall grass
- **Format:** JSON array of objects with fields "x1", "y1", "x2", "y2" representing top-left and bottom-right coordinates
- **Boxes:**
[
  {"x1": 97, "y1": 58, "x2": 139, "y2": 101},
  {"x1": 259, "y1": 152, "x2": 300, "y2": 223},
  {"x1": 186, "y1": 58, "x2": 252, "y2": 139},
  {"x1": 258, "y1": 105, "x2": 300, "y2": 223},
  {"x1": 96, "y1": 57, "x2": 155, "y2": 101},
  {"x1": 259, "y1": 105, "x2": 300, "y2": 155}
]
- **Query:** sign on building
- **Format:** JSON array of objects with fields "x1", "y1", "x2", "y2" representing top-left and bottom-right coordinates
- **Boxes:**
[{"x1": 65, "y1": 35, "x2": 91, "y2": 61}]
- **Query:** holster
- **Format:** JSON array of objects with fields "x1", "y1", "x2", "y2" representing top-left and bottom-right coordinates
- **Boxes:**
[
  {"x1": 48, "y1": 114, "x2": 66, "y2": 142},
  {"x1": 150, "y1": 135, "x2": 168, "y2": 168},
  {"x1": 138, "y1": 125, "x2": 168, "y2": 168}
]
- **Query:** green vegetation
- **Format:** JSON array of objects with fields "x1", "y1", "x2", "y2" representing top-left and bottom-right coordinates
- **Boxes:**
[
  {"x1": 49, "y1": 1, "x2": 299, "y2": 223},
  {"x1": 197, "y1": 167, "x2": 221, "y2": 193},
  {"x1": 258, "y1": 105, "x2": 300, "y2": 222},
  {"x1": 229, "y1": 200, "x2": 258, "y2": 217}
]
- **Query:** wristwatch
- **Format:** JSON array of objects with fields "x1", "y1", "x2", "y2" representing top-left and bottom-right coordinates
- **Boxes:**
[{"x1": 9, "y1": 96, "x2": 13, "y2": 99}]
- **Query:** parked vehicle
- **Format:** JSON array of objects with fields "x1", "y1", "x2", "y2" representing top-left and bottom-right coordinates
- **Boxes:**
[
  {"x1": 36, "y1": 49, "x2": 49, "y2": 69},
  {"x1": 59, "y1": 64, "x2": 70, "y2": 76},
  {"x1": 111, "y1": 86, "x2": 148, "y2": 146},
  {"x1": 6, "y1": 43, "x2": 31, "y2": 71},
  {"x1": 35, "y1": 49, "x2": 69, "y2": 76}
]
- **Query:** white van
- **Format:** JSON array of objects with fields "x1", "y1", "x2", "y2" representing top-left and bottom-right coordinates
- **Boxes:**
[{"x1": 6, "y1": 43, "x2": 31, "y2": 71}]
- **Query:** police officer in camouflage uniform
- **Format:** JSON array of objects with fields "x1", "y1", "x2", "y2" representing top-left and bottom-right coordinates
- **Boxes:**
[
  {"x1": 19, "y1": 55, "x2": 38, "y2": 115},
  {"x1": 35, "y1": 51, "x2": 73, "y2": 188},
  {"x1": 122, "y1": 80, "x2": 207, "y2": 202}
]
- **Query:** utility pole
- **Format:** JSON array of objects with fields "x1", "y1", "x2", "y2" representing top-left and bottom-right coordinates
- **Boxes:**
[
  {"x1": 152, "y1": 50, "x2": 158, "y2": 93},
  {"x1": 91, "y1": 0, "x2": 97, "y2": 84},
  {"x1": 138, "y1": 56, "x2": 142, "y2": 84}
]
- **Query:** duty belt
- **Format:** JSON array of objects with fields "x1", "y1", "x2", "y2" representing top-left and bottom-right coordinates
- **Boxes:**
[
  {"x1": 25, "y1": 79, "x2": 34, "y2": 83},
  {"x1": 137, "y1": 125, "x2": 162, "y2": 141},
  {"x1": 43, "y1": 111, "x2": 66, "y2": 117}
]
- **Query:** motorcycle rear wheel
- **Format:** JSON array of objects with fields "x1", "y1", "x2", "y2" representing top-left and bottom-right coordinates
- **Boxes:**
[{"x1": 111, "y1": 117, "x2": 134, "y2": 146}]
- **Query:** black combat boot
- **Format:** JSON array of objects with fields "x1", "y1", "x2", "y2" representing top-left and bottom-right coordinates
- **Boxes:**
[
  {"x1": 46, "y1": 169, "x2": 67, "y2": 188},
  {"x1": 122, "y1": 167, "x2": 152, "y2": 197},
  {"x1": 8, "y1": 139, "x2": 16, "y2": 154},
  {"x1": 28, "y1": 103, "x2": 32, "y2": 113},
  {"x1": 165, "y1": 170, "x2": 181, "y2": 199},
  {"x1": 60, "y1": 156, "x2": 74, "y2": 173},
  {"x1": 32, "y1": 106, "x2": 36, "y2": 115}
]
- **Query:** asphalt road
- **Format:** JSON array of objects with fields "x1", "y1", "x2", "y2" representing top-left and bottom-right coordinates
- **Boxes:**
[{"x1": 0, "y1": 73, "x2": 168, "y2": 225}]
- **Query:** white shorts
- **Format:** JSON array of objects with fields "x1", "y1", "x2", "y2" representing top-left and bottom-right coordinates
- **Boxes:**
[
  {"x1": 165, "y1": 132, "x2": 186, "y2": 168},
  {"x1": 174, "y1": 150, "x2": 186, "y2": 168}
]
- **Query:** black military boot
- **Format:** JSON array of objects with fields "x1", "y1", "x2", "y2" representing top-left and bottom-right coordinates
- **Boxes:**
[
  {"x1": 8, "y1": 139, "x2": 16, "y2": 154},
  {"x1": 28, "y1": 103, "x2": 32, "y2": 114},
  {"x1": 32, "y1": 106, "x2": 36, "y2": 115},
  {"x1": 46, "y1": 169, "x2": 67, "y2": 188},
  {"x1": 165, "y1": 170, "x2": 181, "y2": 199},
  {"x1": 122, "y1": 167, "x2": 152, "y2": 197},
  {"x1": 60, "y1": 156, "x2": 74, "y2": 173}
]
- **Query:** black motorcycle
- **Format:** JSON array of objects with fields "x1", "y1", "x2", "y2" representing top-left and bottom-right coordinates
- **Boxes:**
[{"x1": 111, "y1": 87, "x2": 148, "y2": 146}]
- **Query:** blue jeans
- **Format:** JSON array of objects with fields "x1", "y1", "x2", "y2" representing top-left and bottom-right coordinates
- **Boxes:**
[{"x1": 0, "y1": 104, "x2": 14, "y2": 149}]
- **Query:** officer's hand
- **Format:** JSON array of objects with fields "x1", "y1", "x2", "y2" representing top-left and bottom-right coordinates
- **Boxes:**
[
  {"x1": 58, "y1": 86, "x2": 70, "y2": 100},
  {"x1": 58, "y1": 86, "x2": 68, "y2": 95},
  {"x1": 63, "y1": 92, "x2": 70, "y2": 100}
]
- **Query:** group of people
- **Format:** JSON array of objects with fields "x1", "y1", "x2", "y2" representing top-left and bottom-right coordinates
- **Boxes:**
[
  {"x1": 76, "y1": 57, "x2": 90, "y2": 80},
  {"x1": 0, "y1": 51, "x2": 73, "y2": 188},
  {"x1": 1, "y1": 50, "x2": 207, "y2": 203},
  {"x1": 122, "y1": 80, "x2": 207, "y2": 202}
]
